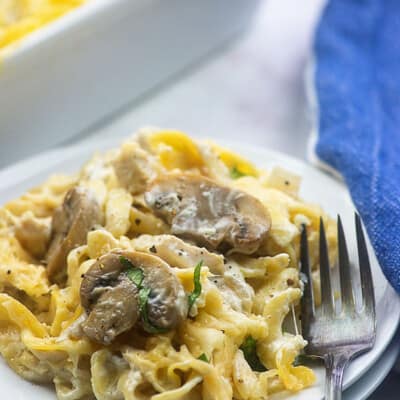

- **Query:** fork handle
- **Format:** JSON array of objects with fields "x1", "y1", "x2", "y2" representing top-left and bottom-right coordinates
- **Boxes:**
[{"x1": 324, "y1": 353, "x2": 349, "y2": 400}]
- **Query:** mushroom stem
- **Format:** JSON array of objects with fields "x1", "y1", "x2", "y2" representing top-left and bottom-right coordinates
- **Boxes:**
[{"x1": 46, "y1": 187, "x2": 103, "y2": 284}]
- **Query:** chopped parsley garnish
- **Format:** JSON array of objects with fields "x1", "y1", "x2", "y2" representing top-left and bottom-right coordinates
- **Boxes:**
[
  {"x1": 120, "y1": 256, "x2": 144, "y2": 287},
  {"x1": 126, "y1": 267, "x2": 144, "y2": 287},
  {"x1": 119, "y1": 255, "x2": 134, "y2": 269},
  {"x1": 198, "y1": 353, "x2": 209, "y2": 363},
  {"x1": 239, "y1": 336, "x2": 267, "y2": 372},
  {"x1": 230, "y1": 166, "x2": 247, "y2": 179},
  {"x1": 188, "y1": 260, "x2": 203, "y2": 312},
  {"x1": 120, "y1": 255, "x2": 166, "y2": 334},
  {"x1": 138, "y1": 287, "x2": 168, "y2": 334}
]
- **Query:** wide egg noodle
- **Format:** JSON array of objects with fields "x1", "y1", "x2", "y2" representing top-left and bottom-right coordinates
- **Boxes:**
[{"x1": 0, "y1": 128, "x2": 337, "y2": 399}]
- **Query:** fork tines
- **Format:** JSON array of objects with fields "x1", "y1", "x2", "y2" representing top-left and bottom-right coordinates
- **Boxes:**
[
  {"x1": 300, "y1": 214, "x2": 376, "y2": 318},
  {"x1": 300, "y1": 213, "x2": 376, "y2": 398}
]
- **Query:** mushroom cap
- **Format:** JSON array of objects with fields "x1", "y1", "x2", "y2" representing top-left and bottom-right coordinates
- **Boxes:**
[
  {"x1": 46, "y1": 187, "x2": 103, "y2": 284},
  {"x1": 80, "y1": 249, "x2": 187, "y2": 344},
  {"x1": 81, "y1": 275, "x2": 139, "y2": 345},
  {"x1": 144, "y1": 174, "x2": 271, "y2": 255}
]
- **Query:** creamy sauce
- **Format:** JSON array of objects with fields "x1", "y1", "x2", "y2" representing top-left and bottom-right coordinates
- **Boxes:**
[
  {"x1": 56, "y1": 313, "x2": 86, "y2": 342},
  {"x1": 132, "y1": 234, "x2": 225, "y2": 274}
]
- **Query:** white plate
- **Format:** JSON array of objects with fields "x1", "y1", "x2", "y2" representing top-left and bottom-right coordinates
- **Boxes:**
[
  {"x1": 343, "y1": 328, "x2": 400, "y2": 400},
  {"x1": 0, "y1": 138, "x2": 399, "y2": 400}
]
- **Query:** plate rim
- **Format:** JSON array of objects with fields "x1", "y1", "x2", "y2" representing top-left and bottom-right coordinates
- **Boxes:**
[
  {"x1": 222, "y1": 138, "x2": 400, "y2": 390},
  {"x1": 0, "y1": 136, "x2": 399, "y2": 399}
]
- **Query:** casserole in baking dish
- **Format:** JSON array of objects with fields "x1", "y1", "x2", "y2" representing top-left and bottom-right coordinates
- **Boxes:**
[
  {"x1": 0, "y1": 0, "x2": 260, "y2": 168},
  {"x1": 0, "y1": 0, "x2": 86, "y2": 51}
]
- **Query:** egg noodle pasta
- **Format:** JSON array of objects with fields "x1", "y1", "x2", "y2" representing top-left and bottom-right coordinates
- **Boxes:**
[{"x1": 0, "y1": 128, "x2": 337, "y2": 399}]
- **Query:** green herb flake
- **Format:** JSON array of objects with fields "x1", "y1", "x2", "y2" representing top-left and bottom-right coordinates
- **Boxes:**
[
  {"x1": 138, "y1": 287, "x2": 168, "y2": 334},
  {"x1": 119, "y1": 255, "x2": 134, "y2": 269},
  {"x1": 230, "y1": 166, "x2": 247, "y2": 179},
  {"x1": 120, "y1": 256, "x2": 144, "y2": 287},
  {"x1": 239, "y1": 336, "x2": 267, "y2": 372},
  {"x1": 198, "y1": 353, "x2": 209, "y2": 363},
  {"x1": 188, "y1": 260, "x2": 203, "y2": 312},
  {"x1": 126, "y1": 267, "x2": 144, "y2": 287}
]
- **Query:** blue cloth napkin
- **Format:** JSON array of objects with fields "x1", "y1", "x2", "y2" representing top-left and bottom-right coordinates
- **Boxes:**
[{"x1": 314, "y1": 0, "x2": 400, "y2": 293}]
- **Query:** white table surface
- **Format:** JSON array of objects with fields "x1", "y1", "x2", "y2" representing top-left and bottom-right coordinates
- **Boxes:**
[
  {"x1": 6, "y1": 0, "x2": 400, "y2": 397},
  {"x1": 68, "y1": 0, "x2": 323, "y2": 159}
]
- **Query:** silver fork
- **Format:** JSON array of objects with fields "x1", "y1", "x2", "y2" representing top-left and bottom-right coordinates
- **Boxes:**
[{"x1": 300, "y1": 214, "x2": 376, "y2": 400}]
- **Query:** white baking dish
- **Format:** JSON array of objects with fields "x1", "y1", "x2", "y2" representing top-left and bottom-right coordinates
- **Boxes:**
[{"x1": 0, "y1": 0, "x2": 260, "y2": 167}]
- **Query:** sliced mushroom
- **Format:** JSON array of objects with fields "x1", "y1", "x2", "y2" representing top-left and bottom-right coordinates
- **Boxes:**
[
  {"x1": 80, "y1": 250, "x2": 187, "y2": 344},
  {"x1": 144, "y1": 174, "x2": 271, "y2": 255},
  {"x1": 46, "y1": 187, "x2": 103, "y2": 284},
  {"x1": 80, "y1": 252, "x2": 139, "y2": 345}
]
